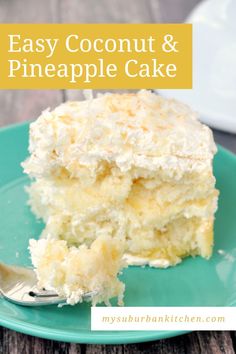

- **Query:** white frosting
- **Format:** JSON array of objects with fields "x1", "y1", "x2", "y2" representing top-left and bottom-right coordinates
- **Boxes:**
[
  {"x1": 22, "y1": 90, "x2": 216, "y2": 180},
  {"x1": 123, "y1": 253, "x2": 180, "y2": 268}
]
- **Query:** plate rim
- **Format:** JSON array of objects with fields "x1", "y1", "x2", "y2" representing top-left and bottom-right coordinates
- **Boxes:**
[{"x1": 0, "y1": 314, "x2": 189, "y2": 344}]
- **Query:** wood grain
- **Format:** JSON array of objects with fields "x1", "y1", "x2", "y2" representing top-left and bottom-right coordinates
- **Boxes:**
[
  {"x1": 0, "y1": 0, "x2": 236, "y2": 353},
  {"x1": 59, "y1": 0, "x2": 156, "y2": 23},
  {"x1": 0, "y1": 330, "x2": 235, "y2": 354},
  {"x1": 0, "y1": 90, "x2": 63, "y2": 127},
  {"x1": 0, "y1": 0, "x2": 59, "y2": 23},
  {"x1": 152, "y1": 0, "x2": 200, "y2": 23}
]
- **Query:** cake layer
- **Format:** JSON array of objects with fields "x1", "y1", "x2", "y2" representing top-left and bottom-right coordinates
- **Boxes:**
[
  {"x1": 27, "y1": 174, "x2": 217, "y2": 266},
  {"x1": 28, "y1": 166, "x2": 216, "y2": 215},
  {"x1": 30, "y1": 235, "x2": 125, "y2": 306}
]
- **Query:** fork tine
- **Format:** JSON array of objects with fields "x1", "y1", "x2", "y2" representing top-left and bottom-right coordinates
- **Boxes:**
[{"x1": 29, "y1": 290, "x2": 59, "y2": 298}]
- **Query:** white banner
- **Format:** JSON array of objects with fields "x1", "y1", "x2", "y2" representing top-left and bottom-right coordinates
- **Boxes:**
[{"x1": 91, "y1": 307, "x2": 236, "y2": 331}]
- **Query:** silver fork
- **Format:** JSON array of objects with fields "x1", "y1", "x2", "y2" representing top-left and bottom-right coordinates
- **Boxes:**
[{"x1": 0, "y1": 262, "x2": 95, "y2": 306}]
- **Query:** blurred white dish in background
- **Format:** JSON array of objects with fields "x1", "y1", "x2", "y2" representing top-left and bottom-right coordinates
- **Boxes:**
[{"x1": 158, "y1": 0, "x2": 236, "y2": 133}]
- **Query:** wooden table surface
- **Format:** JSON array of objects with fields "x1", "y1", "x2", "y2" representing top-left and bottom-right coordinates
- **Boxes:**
[{"x1": 0, "y1": 0, "x2": 235, "y2": 353}]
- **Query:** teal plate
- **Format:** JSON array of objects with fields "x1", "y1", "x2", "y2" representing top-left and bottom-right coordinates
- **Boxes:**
[{"x1": 0, "y1": 122, "x2": 236, "y2": 344}]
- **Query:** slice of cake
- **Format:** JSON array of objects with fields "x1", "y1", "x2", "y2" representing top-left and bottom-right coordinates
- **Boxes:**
[
  {"x1": 29, "y1": 235, "x2": 125, "y2": 306},
  {"x1": 23, "y1": 90, "x2": 218, "y2": 270}
]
